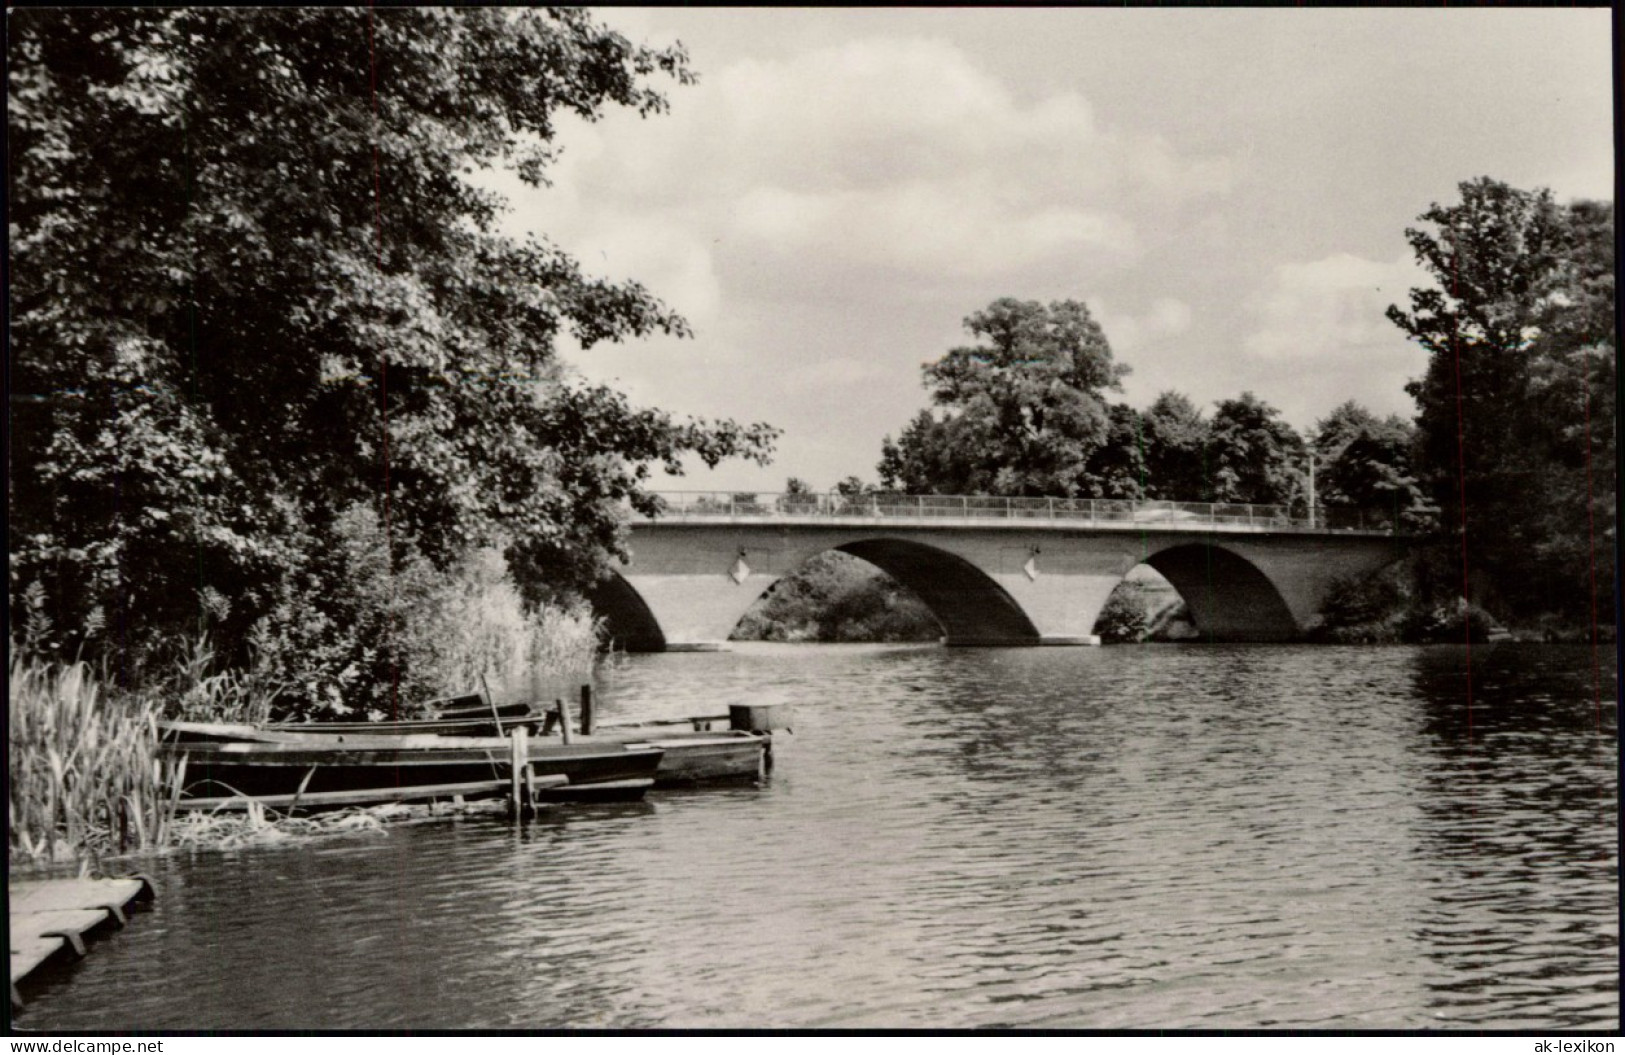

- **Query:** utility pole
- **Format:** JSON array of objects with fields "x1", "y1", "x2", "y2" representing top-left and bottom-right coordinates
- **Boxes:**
[{"x1": 1307, "y1": 451, "x2": 1317, "y2": 529}]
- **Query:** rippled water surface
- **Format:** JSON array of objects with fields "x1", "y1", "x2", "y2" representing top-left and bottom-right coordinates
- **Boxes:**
[{"x1": 20, "y1": 644, "x2": 1618, "y2": 1030}]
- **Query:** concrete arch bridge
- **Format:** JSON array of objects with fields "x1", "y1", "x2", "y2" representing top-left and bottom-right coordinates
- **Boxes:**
[{"x1": 591, "y1": 492, "x2": 1410, "y2": 651}]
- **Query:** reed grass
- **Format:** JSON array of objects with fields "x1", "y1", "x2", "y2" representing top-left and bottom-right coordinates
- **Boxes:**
[
  {"x1": 524, "y1": 602, "x2": 603, "y2": 705},
  {"x1": 167, "y1": 802, "x2": 388, "y2": 851},
  {"x1": 414, "y1": 550, "x2": 605, "y2": 707},
  {"x1": 8, "y1": 653, "x2": 181, "y2": 864},
  {"x1": 169, "y1": 634, "x2": 282, "y2": 725}
]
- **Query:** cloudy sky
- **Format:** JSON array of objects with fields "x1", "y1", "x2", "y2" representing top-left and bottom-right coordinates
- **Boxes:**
[{"x1": 481, "y1": 7, "x2": 1614, "y2": 494}]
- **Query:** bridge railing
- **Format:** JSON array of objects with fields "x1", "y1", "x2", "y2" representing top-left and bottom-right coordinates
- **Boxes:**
[{"x1": 643, "y1": 492, "x2": 1400, "y2": 534}]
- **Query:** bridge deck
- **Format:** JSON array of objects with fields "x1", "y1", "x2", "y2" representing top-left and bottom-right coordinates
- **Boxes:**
[{"x1": 634, "y1": 491, "x2": 1404, "y2": 536}]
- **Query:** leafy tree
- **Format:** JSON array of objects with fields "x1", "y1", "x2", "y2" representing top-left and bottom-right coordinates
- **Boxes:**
[
  {"x1": 779, "y1": 476, "x2": 820, "y2": 515},
  {"x1": 1140, "y1": 391, "x2": 1211, "y2": 500},
  {"x1": 877, "y1": 297, "x2": 1128, "y2": 496},
  {"x1": 1204, "y1": 393, "x2": 1306, "y2": 506},
  {"x1": 834, "y1": 476, "x2": 875, "y2": 498},
  {"x1": 8, "y1": 8, "x2": 777, "y2": 690},
  {"x1": 1311, "y1": 401, "x2": 1432, "y2": 529},
  {"x1": 1309, "y1": 565, "x2": 1413, "y2": 643},
  {"x1": 1093, "y1": 581, "x2": 1153, "y2": 643},
  {"x1": 1311, "y1": 401, "x2": 1384, "y2": 463},
  {"x1": 1387, "y1": 177, "x2": 1614, "y2": 619},
  {"x1": 1081, "y1": 403, "x2": 1149, "y2": 500},
  {"x1": 731, "y1": 552, "x2": 939, "y2": 643},
  {"x1": 1518, "y1": 198, "x2": 1617, "y2": 620},
  {"x1": 877, "y1": 410, "x2": 976, "y2": 495}
]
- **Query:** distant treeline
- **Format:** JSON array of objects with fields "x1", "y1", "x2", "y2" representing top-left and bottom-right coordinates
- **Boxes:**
[{"x1": 745, "y1": 178, "x2": 1614, "y2": 642}]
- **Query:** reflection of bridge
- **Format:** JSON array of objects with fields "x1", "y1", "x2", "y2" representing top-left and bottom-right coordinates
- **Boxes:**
[{"x1": 591, "y1": 491, "x2": 1410, "y2": 652}]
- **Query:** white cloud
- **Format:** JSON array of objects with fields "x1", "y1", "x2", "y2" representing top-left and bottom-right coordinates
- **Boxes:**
[
  {"x1": 1095, "y1": 296, "x2": 1194, "y2": 354},
  {"x1": 730, "y1": 180, "x2": 1138, "y2": 277},
  {"x1": 499, "y1": 34, "x2": 1232, "y2": 300},
  {"x1": 1238, "y1": 253, "x2": 1435, "y2": 426},
  {"x1": 1243, "y1": 253, "x2": 1429, "y2": 363},
  {"x1": 787, "y1": 357, "x2": 891, "y2": 389}
]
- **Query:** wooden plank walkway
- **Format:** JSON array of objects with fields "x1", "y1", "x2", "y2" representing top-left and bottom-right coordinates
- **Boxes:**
[{"x1": 9, "y1": 876, "x2": 154, "y2": 1009}]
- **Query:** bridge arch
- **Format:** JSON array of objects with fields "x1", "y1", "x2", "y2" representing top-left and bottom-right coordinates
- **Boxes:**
[
  {"x1": 832, "y1": 538, "x2": 1038, "y2": 644},
  {"x1": 589, "y1": 571, "x2": 668, "y2": 652},
  {"x1": 1140, "y1": 542, "x2": 1298, "y2": 641},
  {"x1": 594, "y1": 538, "x2": 1045, "y2": 650}
]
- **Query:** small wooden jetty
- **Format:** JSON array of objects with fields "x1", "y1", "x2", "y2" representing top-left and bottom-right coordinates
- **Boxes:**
[{"x1": 9, "y1": 876, "x2": 154, "y2": 1009}]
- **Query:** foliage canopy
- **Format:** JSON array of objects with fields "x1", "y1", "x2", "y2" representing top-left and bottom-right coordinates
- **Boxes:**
[
  {"x1": 1387, "y1": 177, "x2": 1615, "y2": 619},
  {"x1": 9, "y1": 8, "x2": 777, "y2": 705},
  {"x1": 878, "y1": 298, "x2": 1127, "y2": 497}
]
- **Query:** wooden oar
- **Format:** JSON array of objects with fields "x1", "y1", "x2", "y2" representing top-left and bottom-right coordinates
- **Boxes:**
[{"x1": 479, "y1": 674, "x2": 504, "y2": 732}]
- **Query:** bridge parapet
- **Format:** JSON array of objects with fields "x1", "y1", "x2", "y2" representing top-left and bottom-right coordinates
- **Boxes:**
[{"x1": 638, "y1": 491, "x2": 1402, "y2": 536}]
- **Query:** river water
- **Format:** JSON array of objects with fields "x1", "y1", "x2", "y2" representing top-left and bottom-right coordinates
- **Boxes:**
[{"x1": 19, "y1": 643, "x2": 1618, "y2": 1030}]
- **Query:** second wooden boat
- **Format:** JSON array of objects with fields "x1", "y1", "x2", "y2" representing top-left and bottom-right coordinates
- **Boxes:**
[
  {"x1": 558, "y1": 728, "x2": 769, "y2": 785},
  {"x1": 163, "y1": 739, "x2": 664, "y2": 800}
]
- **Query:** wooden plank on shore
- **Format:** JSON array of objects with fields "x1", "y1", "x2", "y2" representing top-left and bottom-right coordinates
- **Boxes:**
[
  {"x1": 172, "y1": 774, "x2": 569, "y2": 812},
  {"x1": 10, "y1": 935, "x2": 67, "y2": 984},
  {"x1": 12, "y1": 909, "x2": 111, "y2": 957},
  {"x1": 9, "y1": 877, "x2": 155, "y2": 1007},
  {"x1": 8, "y1": 878, "x2": 150, "y2": 921}
]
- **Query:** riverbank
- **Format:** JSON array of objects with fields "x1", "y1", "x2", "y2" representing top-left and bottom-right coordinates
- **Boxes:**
[{"x1": 6, "y1": 630, "x2": 600, "y2": 866}]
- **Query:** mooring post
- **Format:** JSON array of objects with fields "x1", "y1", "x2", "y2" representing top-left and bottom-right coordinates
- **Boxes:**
[
  {"x1": 522, "y1": 751, "x2": 536, "y2": 817},
  {"x1": 557, "y1": 696, "x2": 573, "y2": 744},
  {"x1": 508, "y1": 727, "x2": 527, "y2": 819},
  {"x1": 579, "y1": 684, "x2": 594, "y2": 736}
]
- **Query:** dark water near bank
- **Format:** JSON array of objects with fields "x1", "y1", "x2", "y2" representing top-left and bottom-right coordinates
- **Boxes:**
[{"x1": 20, "y1": 644, "x2": 1618, "y2": 1030}]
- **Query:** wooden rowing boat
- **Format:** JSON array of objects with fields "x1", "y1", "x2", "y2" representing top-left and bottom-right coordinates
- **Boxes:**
[
  {"x1": 534, "y1": 778, "x2": 656, "y2": 804},
  {"x1": 161, "y1": 720, "x2": 541, "y2": 746},
  {"x1": 162, "y1": 739, "x2": 664, "y2": 800},
  {"x1": 170, "y1": 775, "x2": 571, "y2": 813},
  {"x1": 161, "y1": 702, "x2": 543, "y2": 742},
  {"x1": 163, "y1": 715, "x2": 773, "y2": 786}
]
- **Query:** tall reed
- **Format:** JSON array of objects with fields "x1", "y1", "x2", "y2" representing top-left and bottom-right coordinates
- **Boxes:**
[
  {"x1": 168, "y1": 634, "x2": 281, "y2": 725},
  {"x1": 413, "y1": 549, "x2": 605, "y2": 708},
  {"x1": 8, "y1": 653, "x2": 179, "y2": 864},
  {"x1": 524, "y1": 603, "x2": 604, "y2": 705}
]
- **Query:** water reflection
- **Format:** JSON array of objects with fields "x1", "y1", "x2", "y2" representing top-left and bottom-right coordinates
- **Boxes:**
[
  {"x1": 1406, "y1": 644, "x2": 1618, "y2": 1028},
  {"x1": 19, "y1": 643, "x2": 1617, "y2": 1030}
]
